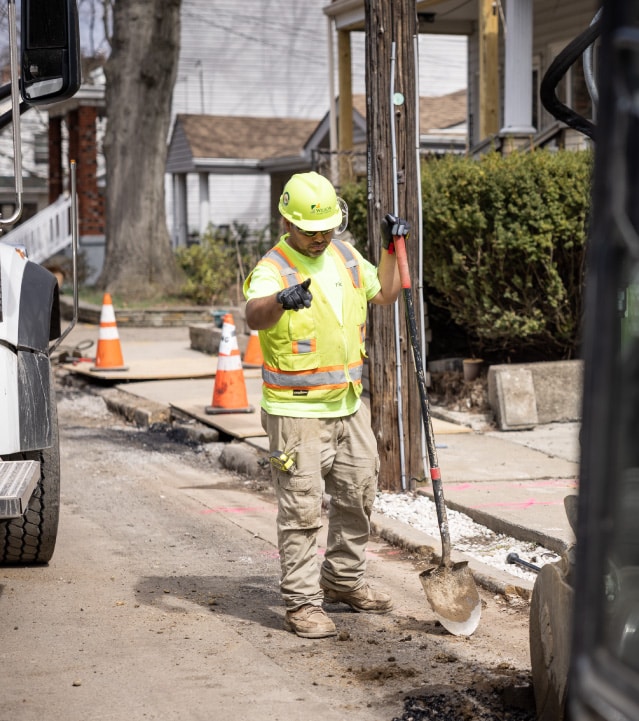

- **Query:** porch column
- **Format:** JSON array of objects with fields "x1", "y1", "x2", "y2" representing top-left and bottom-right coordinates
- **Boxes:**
[
  {"x1": 198, "y1": 173, "x2": 210, "y2": 235},
  {"x1": 501, "y1": 0, "x2": 535, "y2": 134},
  {"x1": 338, "y1": 29, "x2": 354, "y2": 185},
  {"x1": 172, "y1": 173, "x2": 188, "y2": 248},
  {"x1": 479, "y1": 0, "x2": 499, "y2": 138}
]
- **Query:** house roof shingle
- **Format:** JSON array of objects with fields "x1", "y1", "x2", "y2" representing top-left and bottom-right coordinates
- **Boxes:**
[
  {"x1": 177, "y1": 114, "x2": 320, "y2": 161},
  {"x1": 351, "y1": 88, "x2": 467, "y2": 131},
  {"x1": 167, "y1": 89, "x2": 467, "y2": 174}
]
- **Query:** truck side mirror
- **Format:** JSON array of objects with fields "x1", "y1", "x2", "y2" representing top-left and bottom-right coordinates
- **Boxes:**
[{"x1": 20, "y1": 0, "x2": 81, "y2": 105}]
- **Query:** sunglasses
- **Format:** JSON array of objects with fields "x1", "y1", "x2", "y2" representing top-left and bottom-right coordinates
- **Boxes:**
[{"x1": 294, "y1": 226, "x2": 334, "y2": 238}]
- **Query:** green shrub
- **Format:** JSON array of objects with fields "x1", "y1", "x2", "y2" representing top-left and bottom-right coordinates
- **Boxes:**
[
  {"x1": 341, "y1": 150, "x2": 592, "y2": 358},
  {"x1": 175, "y1": 226, "x2": 237, "y2": 305},
  {"x1": 176, "y1": 222, "x2": 274, "y2": 305},
  {"x1": 421, "y1": 150, "x2": 591, "y2": 358},
  {"x1": 340, "y1": 180, "x2": 369, "y2": 256}
]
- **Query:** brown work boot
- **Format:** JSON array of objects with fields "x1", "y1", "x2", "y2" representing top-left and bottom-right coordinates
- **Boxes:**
[
  {"x1": 284, "y1": 604, "x2": 337, "y2": 638},
  {"x1": 321, "y1": 582, "x2": 393, "y2": 614}
]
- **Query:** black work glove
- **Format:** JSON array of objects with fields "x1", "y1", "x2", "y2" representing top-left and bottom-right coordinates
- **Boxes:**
[
  {"x1": 276, "y1": 278, "x2": 312, "y2": 311},
  {"x1": 381, "y1": 213, "x2": 410, "y2": 254}
]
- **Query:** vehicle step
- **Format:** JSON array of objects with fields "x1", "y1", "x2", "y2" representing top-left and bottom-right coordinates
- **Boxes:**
[{"x1": 0, "y1": 460, "x2": 40, "y2": 519}]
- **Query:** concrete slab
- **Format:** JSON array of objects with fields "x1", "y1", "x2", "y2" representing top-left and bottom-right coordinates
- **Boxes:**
[
  {"x1": 487, "y1": 422, "x2": 581, "y2": 464},
  {"x1": 63, "y1": 356, "x2": 218, "y2": 381},
  {"x1": 488, "y1": 366, "x2": 539, "y2": 430},
  {"x1": 488, "y1": 360, "x2": 583, "y2": 428},
  {"x1": 418, "y1": 430, "x2": 580, "y2": 552},
  {"x1": 434, "y1": 432, "x2": 578, "y2": 483}
]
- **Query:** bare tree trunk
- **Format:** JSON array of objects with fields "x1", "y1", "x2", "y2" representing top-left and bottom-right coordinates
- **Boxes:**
[
  {"x1": 365, "y1": 0, "x2": 421, "y2": 492},
  {"x1": 99, "y1": 0, "x2": 182, "y2": 298}
]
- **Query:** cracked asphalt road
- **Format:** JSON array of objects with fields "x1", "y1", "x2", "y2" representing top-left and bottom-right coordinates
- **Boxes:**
[{"x1": 0, "y1": 382, "x2": 535, "y2": 721}]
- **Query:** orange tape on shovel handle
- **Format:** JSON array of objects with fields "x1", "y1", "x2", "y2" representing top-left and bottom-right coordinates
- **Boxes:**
[{"x1": 394, "y1": 235, "x2": 411, "y2": 289}]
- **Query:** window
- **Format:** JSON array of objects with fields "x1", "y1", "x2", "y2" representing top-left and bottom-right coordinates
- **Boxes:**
[{"x1": 34, "y1": 131, "x2": 48, "y2": 164}]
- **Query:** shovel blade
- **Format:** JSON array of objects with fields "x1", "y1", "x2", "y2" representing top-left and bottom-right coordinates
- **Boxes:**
[{"x1": 420, "y1": 561, "x2": 482, "y2": 636}]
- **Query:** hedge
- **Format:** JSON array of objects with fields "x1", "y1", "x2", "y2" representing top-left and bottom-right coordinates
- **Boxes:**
[{"x1": 341, "y1": 149, "x2": 592, "y2": 359}]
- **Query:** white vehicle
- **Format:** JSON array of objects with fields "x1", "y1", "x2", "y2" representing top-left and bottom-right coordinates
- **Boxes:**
[{"x1": 0, "y1": 0, "x2": 80, "y2": 563}]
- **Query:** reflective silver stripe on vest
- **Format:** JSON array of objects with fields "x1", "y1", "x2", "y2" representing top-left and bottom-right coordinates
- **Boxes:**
[
  {"x1": 264, "y1": 240, "x2": 361, "y2": 288},
  {"x1": 295, "y1": 339, "x2": 313, "y2": 353},
  {"x1": 331, "y1": 239, "x2": 362, "y2": 288},
  {"x1": 263, "y1": 362, "x2": 363, "y2": 388},
  {"x1": 263, "y1": 248, "x2": 300, "y2": 287}
]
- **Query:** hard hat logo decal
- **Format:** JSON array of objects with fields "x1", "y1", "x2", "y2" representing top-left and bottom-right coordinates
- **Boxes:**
[
  {"x1": 311, "y1": 203, "x2": 331, "y2": 216},
  {"x1": 282, "y1": 192, "x2": 290, "y2": 207}
]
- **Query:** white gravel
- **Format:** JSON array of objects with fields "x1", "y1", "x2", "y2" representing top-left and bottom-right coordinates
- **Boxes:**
[{"x1": 374, "y1": 490, "x2": 561, "y2": 582}]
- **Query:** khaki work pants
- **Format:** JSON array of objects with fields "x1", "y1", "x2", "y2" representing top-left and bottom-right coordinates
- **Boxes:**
[{"x1": 262, "y1": 405, "x2": 380, "y2": 610}]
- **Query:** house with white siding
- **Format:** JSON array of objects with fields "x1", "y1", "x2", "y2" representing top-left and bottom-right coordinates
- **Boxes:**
[
  {"x1": 167, "y1": 0, "x2": 467, "y2": 246},
  {"x1": 166, "y1": 89, "x2": 468, "y2": 245}
]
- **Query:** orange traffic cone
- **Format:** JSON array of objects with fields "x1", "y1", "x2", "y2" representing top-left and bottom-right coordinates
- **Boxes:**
[
  {"x1": 90, "y1": 293, "x2": 128, "y2": 372},
  {"x1": 205, "y1": 314, "x2": 254, "y2": 415},
  {"x1": 243, "y1": 329, "x2": 263, "y2": 368}
]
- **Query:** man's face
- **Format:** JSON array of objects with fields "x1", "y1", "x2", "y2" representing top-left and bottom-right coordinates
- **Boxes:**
[{"x1": 285, "y1": 222, "x2": 334, "y2": 258}]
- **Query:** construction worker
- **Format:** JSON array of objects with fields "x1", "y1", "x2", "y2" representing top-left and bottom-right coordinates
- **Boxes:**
[{"x1": 243, "y1": 171, "x2": 409, "y2": 639}]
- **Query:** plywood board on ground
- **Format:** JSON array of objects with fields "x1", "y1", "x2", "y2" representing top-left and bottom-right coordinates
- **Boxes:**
[
  {"x1": 62, "y1": 357, "x2": 217, "y2": 381},
  {"x1": 117, "y1": 376, "x2": 265, "y2": 439},
  {"x1": 63, "y1": 358, "x2": 263, "y2": 383}
]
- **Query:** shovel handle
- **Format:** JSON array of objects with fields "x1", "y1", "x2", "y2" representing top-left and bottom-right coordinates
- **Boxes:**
[{"x1": 394, "y1": 234, "x2": 451, "y2": 566}]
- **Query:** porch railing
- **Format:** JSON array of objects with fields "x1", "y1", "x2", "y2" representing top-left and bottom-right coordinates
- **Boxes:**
[{"x1": 1, "y1": 194, "x2": 73, "y2": 265}]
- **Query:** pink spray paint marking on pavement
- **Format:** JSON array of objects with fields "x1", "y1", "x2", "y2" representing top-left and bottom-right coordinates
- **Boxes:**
[
  {"x1": 201, "y1": 506, "x2": 277, "y2": 515},
  {"x1": 470, "y1": 498, "x2": 565, "y2": 510},
  {"x1": 446, "y1": 479, "x2": 577, "y2": 493}
]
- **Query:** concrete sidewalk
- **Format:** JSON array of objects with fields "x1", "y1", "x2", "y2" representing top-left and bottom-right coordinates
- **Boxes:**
[{"x1": 58, "y1": 321, "x2": 580, "y2": 595}]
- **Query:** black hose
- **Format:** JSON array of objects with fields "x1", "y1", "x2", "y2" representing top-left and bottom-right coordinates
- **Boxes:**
[
  {"x1": 539, "y1": 17, "x2": 602, "y2": 140},
  {"x1": 507, "y1": 552, "x2": 541, "y2": 573}
]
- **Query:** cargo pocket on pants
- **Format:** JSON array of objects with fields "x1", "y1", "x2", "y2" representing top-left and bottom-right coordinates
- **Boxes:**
[{"x1": 275, "y1": 471, "x2": 322, "y2": 530}]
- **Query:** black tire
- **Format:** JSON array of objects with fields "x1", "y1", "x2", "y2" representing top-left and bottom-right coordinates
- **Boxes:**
[{"x1": 0, "y1": 375, "x2": 60, "y2": 565}]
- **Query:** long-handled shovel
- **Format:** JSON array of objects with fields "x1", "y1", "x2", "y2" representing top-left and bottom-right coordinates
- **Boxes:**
[{"x1": 394, "y1": 232, "x2": 482, "y2": 636}]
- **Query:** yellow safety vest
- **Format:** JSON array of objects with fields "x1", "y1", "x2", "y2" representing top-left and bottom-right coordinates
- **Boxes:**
[{"x1": 253, "y1": 238, "x2": 368, "y2": 407}]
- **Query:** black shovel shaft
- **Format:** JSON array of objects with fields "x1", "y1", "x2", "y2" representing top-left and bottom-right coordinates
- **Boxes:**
[{"x1": 394, "y1": 235, "x2": 451, "y2": 565}]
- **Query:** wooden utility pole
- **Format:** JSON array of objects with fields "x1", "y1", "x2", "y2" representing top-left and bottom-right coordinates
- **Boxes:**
[
  {"x1": 479, "y1": 0, "x2": 500, "y2": 137},
  {"x1": 337, "y1": 30, "x2": 354, "y2": 185},
  {"x1": 364, "y1": 0, "x2": 421, "y2": 491}
]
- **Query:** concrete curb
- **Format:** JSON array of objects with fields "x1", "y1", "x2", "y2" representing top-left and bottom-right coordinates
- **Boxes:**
[
  {"x1": 370, "y1": 512, "x2": 534, "y2": 599},
  {"x1": 100, "y1": 387, "x2": 171, "y2": 427}
]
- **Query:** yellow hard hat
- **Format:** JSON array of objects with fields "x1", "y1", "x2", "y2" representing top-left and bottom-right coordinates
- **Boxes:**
[{"x1": 278, "y1": 172, "x2": 347, "y2": 233}]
